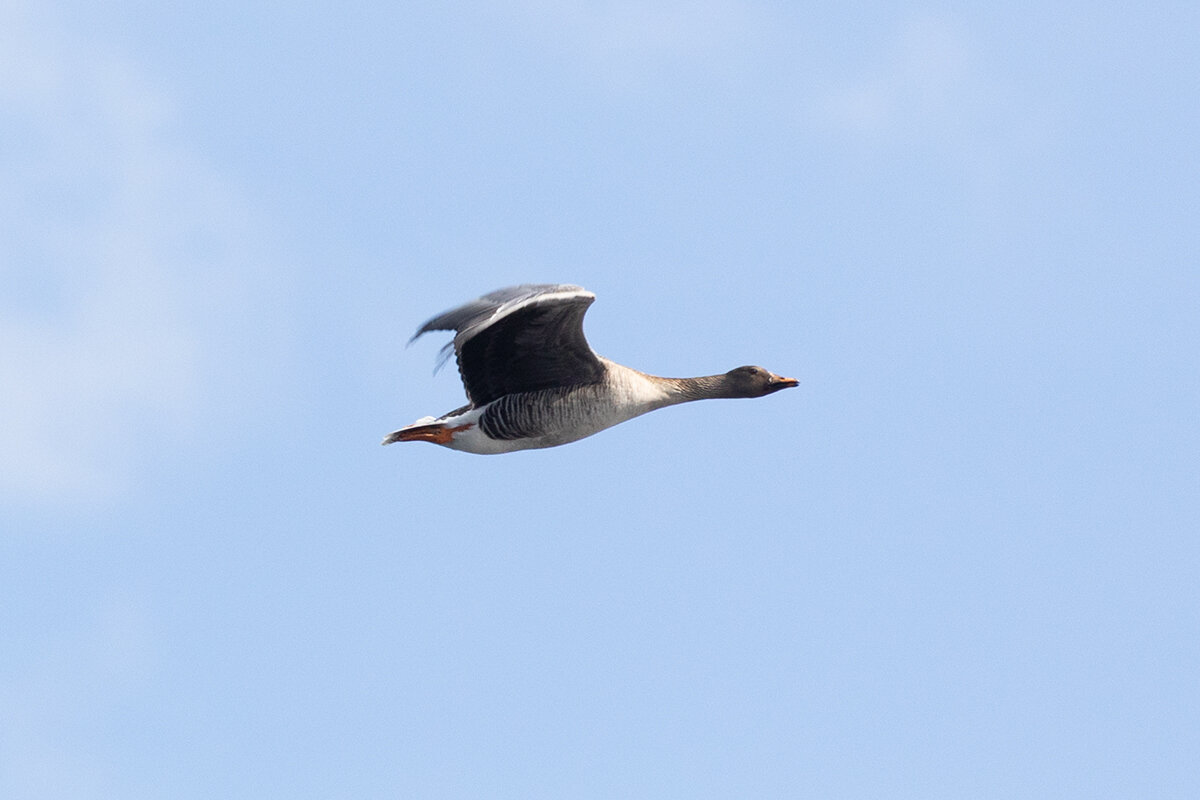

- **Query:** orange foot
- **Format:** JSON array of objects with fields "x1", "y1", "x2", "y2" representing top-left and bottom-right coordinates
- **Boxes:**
[{"x1": 383, "y1": 422, "x2": 473, "y2": 445}]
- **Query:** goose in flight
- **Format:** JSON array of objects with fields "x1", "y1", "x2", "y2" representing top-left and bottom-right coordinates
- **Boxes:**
[{"x1": 382, "y1": 284, "x2": 797, "y2": 454}]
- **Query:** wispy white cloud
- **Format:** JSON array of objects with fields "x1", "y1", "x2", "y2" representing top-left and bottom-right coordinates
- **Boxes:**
[
  {"x1": 821, "y1": 17, "x2": 976, "y2": 140},
  {"x1": 509, "y1": 0, "x2": 770, "y2": 88},
  {"x1": 816, "y1": 14, "x2": 1064, "y2": 203},
  {"x1": 0, "y1": 2, "x2": 285, "y2": 506}
]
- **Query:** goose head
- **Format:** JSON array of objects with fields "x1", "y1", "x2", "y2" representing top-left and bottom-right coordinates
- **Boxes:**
[{"x1": 723, "y1": 365, "x2": 799, "y2": 397}]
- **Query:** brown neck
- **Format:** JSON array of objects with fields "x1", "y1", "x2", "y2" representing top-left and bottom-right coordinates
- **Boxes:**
[{"x1": 654, "y1": 374, "x2": 741, "y2": 402}]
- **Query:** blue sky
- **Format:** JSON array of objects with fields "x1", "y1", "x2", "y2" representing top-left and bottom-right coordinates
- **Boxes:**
[{"x1": 3, "y1": 2, "x2": 1198, "y2": 797}]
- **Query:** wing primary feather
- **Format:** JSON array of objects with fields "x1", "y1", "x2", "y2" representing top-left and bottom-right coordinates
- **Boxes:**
[{"x1": 408, "y1": 284, "x2": 602, "y2": 405}]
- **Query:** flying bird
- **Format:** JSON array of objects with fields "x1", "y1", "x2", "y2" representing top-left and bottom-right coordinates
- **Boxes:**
[{"x1": 382, "y1": 284, "x2": 798, "y2": 454}]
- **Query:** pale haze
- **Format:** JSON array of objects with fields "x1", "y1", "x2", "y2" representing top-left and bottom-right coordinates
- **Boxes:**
[{"x1": 3, "y1": 3, "x2": 1198, "y2": 798}]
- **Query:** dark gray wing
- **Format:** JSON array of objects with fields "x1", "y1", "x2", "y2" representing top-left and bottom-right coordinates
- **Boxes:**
[{"x1": 412, "y1": 284, "x2": 605, "y2": 406}]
